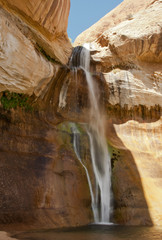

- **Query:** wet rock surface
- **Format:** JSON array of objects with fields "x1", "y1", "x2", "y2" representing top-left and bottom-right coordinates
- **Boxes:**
[
  {"x1": 0, "y1": 0, "x2": 162, "y2": 230},
  {"x1": 0, "y1": 109, "x2": 92, "y2": 230}
]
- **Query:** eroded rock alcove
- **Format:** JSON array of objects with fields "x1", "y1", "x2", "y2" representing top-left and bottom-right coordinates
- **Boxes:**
[{"x1": 0, "y1": 0, "x2": 161, "y2": 229}]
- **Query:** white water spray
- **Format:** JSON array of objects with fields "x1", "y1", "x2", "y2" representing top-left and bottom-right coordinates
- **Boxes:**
[
  {"x1": 81, "y1": 43, "x2": 111, "y2": 223},
  {"x1": 71, "y1": 43, "x2": 112, "y2": 223}
]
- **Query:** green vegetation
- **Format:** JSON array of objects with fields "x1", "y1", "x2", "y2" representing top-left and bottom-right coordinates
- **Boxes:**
[
  {"x1": 57, "y1": 122, "x2": 86, "y2": 135},
  {"x1": 111, "y1": 147, "x2": 121, "y2": 169},
  {"x1": 0, "y1": 91, "x2": 33, "y2": 112},
  {"x1": 57, "y1": 122, "x2": 73, "y2": 134}
]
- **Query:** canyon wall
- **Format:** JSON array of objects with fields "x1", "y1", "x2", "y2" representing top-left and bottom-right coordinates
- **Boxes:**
[
  {"x1": 0, "y1": 0, "x2": 72, "y2": 95},
  {"x1": 74, "y1": 0, "x2": 157, "y2": 46},
  {"x1": 0, "y1": 109, "x2": 92, "y2": 230},
  {"x1": 0, "y1": 0, "x2": 162, "y2": 230},
  {"x1": 0, "y1": 0, "x2": 84, "y2": 230},
  {"x1": 74, "y1": 0, "x2": 162, "y2": 225}
]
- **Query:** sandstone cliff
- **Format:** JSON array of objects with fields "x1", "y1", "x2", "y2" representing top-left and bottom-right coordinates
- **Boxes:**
[
  {"x1": 73, "y1": 0, "x2": 162, "y2": 226},
  {"x1": 74, "y1": 0, "x2": 157, "y2": 46},
  {"x1": 0, "y1": 109, "x2": 92, "y2": 230},
  {"x1": 0, "y1": 0, "x2": 162, "y2": 231},
  {"x1": 0, "y1": 0, "x2": 72, "y2": 95},
  {"x1": 0, "y1": 0, "x2": 71, "y2": 63}
]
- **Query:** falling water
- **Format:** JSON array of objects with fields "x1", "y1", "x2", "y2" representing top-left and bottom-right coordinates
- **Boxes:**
[
  {"x1": 70, "y1": 43, "x2": 112, "y2": 223},
  {"x1": 71, "y1": 123, "x2": 99, "y2": 222}
]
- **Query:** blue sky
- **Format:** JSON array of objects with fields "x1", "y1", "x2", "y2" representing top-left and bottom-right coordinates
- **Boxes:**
[{"x1": 68, "y1": 0, "x2": 123, "y2": 42}]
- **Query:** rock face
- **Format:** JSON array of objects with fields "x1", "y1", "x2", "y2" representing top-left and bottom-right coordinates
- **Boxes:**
[
  {"x1": 0, "y1": 0, "x2": 72, "y2": 63},
  {"x1": 110, "y1": 118, "x2": 162, "y2": 225},
  {"x1": 73, "y1": 0, "x2": 162, "y2": 226},
  {"x1": 0, "y1": 8, "x2": 56, "y2": 96},
  {"x1": 0, "y1": 0, "x2": 72, "y2": 95},
  {"x1": 0, "y1": 109, "x2": 92, "y2": 230},
  {"x1": 74, "y1": 0, "x2": 156, "y2": 46},
  {"x1": 0, "y1": 0, "x2": 162, "y2": 230}
]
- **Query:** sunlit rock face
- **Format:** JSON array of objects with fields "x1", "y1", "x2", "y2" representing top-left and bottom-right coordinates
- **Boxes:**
[
  {"x1": 73, "y1": 0, "x2": 162, "y2": 226},
  {"x1": 110, "y1": 118, "x2": 162, "y2": 225},
  {"x1": 0, "y1": 0, "x2": 72, "y2": 95},
  {"x1": 74, "y1": 0, "x2": 156, "y2": 46},
  {"x1": 90, "y1": 0, "x2": 162, "y2": 109},
  {"x1": 0, "y1": 0, "x2": 72, "y2": 64},
  {"x1": 0, "y1": 8, "x2": 57, "y2": 96}
]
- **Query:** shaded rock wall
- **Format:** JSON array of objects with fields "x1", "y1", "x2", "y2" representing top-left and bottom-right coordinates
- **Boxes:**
[
  {"x1": 110, "y1": 118, "x2": 162, "y2": 225},
  {"x1": 0, "y1": 109, "x2": 92, "y2": 230}
]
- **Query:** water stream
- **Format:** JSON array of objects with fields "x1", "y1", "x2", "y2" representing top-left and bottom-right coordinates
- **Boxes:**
[
  {"x1": 71, "y1": 43, "x2": 112, "y2": 223},
  {"x1": 71, "y1": 123, "x2": 98, "y2": 222}
]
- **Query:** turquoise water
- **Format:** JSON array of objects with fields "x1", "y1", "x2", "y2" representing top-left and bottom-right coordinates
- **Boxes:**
[{"x1": 11, "y1": 225, "x2": 162, "y2": 240}]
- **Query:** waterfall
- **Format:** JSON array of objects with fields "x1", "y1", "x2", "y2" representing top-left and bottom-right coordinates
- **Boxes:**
[
  {"x1": 70, "y1": 43, "x2": 112, "y2": 223},
  {"x1": 71, "y1": 123, "x2": 99, "y2": 222}
]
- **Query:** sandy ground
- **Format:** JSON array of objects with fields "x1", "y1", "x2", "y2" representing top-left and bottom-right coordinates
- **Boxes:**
[{"x1": 0, "y1": 232, "x2": 17, "y2": 240}]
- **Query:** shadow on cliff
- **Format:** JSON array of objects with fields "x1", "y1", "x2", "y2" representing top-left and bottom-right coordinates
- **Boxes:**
[{"x1": 106, "y1": 122, "x2": 153, "y2": 225}]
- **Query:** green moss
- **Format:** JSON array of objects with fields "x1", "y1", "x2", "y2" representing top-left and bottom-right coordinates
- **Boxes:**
[
  {"x1": 56, "y1": 122, "x2": 73, "y2": 150},
  {"x1": 57, "y1": 122, "x2": 73, "y2": 134},
  {"x1": 56, "y1": 122, "x2": 88, "y2": 154},
  {"x1": 0, "y1": 91, "x2": 33, "y2": 112},
  {"x1": 109, "y1": 146, "x2": 121, "y2": 170},
  {"x1": 75, "y1": 123, "x2": 86, "y2": 134}
]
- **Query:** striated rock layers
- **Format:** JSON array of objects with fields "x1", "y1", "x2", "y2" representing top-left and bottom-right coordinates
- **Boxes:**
[
  {"x1": 73, "y1": 0, "x2": 162, "y2": 226},
  {"x1": 0, "y1": 0, "x2": 162, "y2": 230},
  {"x1": 0, "y1": 0, "x2": 72, "y2": 95},
  {"x1": 0, "y1": 0, "x2": 71, "y2": 63}
]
